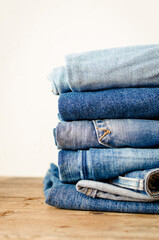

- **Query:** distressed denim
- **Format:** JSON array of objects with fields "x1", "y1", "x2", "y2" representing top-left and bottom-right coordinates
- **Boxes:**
[
  {"x1": 58, "y1": 88, "x2": 159, "y2": 121},
  {"x1": 48, "y1": 44, "x2": 159, "y2": 95},
  {"x1": 54, "y1": 119, "x2": 159, "y2": 150},
  {"x1": 58, "y1": 148, "x2": 159, "y2": 183},
  {"x1": 44, "y1": 163, "x2": 159, "y2": 213},
  {"x1": 76, "y1": 168, "x2": 159, "y2": 202}
]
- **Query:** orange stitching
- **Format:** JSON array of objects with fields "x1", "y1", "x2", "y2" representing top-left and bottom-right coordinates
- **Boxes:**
[{"x1": 96, "y1": 127, "x2": 111, "y2": 141}]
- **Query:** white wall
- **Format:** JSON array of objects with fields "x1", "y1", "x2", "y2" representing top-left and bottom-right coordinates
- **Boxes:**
[{"x1": 0, "y1": 0, "x2": 159, "y2": 176}]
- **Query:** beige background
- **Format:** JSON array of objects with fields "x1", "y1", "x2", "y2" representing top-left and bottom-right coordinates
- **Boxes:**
[{"x1": 0, "y1": 0, "x2": 159, "y2": 176}]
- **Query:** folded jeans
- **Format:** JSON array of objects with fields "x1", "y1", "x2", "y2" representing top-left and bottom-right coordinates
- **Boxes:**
[
  {"x1": 54, "y1": 119, "x2": 159, "y2": 150},
  {"x1": 48, "y1": 44, "x2": 159, "y2": 94},
  {"x1": 58, "y1": 148, "x2": 159, "y2": 183},
  {"x1": 58, "y1": 88, "x2": 159, "y2": 121},
  {"x1": 76, "y1": 168, "x2": 159, "y2": 202},
  {"x1": 111, "y1": 168, "x2": 159, "y2": 196},
  {"x1": 43, "y1": 163, "x2": 159, "y2": 214}
]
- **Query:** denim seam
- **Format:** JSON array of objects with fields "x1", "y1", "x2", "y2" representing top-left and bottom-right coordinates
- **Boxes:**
[
  {"x1": 111, "y1": 177, "x2": 144, "y2": 191},
  {"x1": 92, "y1": 189, "x2": 98, "y2": 198},
  {"x1": 86, "y1": 188, "x2": 98, "y2": 198},
  {"x1": 93, "y1": 120, "x2": 112, "y2": 147},
  {"x1": 145, "y1": 169, "x2": 159, "y2": 196},
  {"x1": 82, "y1": 150, "x2": 87, "y2": 180},
  {"x1": 93, "y1": 120, "x2": 129, "y2": 146}
]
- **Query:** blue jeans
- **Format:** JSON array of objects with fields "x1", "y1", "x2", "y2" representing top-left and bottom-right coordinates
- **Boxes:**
[
  {"x1": 43, "y1": 164, "x2": 159, "y2": 213},
  {"x1": 58, "y1": 148, "x2": 159, "y2": 183},
  {"x1": 76, "y1": 168, "x2": 159, "y2": 201},
  {"x1": 48, "y1": 44, "x2": 159, "y2": 95},
  {"x1": 58, "y1": 88, "x2": 159, "y2": 121},
  {"x1": 54, "y1": 119, "x2": 159, "y2": 150},
  {"x1": 111, "y1": 168, "x2": 159, "y2": 196}
]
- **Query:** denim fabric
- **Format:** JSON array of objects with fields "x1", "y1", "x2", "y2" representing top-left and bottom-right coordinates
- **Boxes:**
[
  {"x1": 58, "y1": 148, "x2": 159, "y2": 183},
  {"x1": 76, "y1": 168, "x2": 159, "y2": 201},
  {"x1": 48, "y1": 44, "x2": 159, "y2": 95},
  {"x1": 58, "y1": 88, "x2": 159, "y2": 121},
  {"x1": 111, "y1": 168, "x2": 159, "y2": 197},
  {"x1": 76, "y1": 179, "x2": 159, "y2": 202},
  {"x1": 44, "y1": 163, "x2": 159, "y2": 213},
  {"x1": 54, "y1": 119, "x2": 159, "y2": 150}
]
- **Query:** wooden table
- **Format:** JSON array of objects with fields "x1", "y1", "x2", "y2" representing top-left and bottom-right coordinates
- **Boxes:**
[{"x1": 0, "y1": 177, "x2": 159, "y2": 240}]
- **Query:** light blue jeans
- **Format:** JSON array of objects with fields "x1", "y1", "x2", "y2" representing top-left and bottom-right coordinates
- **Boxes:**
[
  {"x1": 48, "y1": 44, "x2": 159, "y2": 94},
  {"x1": 76, "y1": 168, "x2": 159, "y2": 202},
  {"x1": 54, "y1": 119, "x2": 159, "y2": 150},
  {"x1": 43, "y1": 164, "x2": 159, "y2": 214},
  {"x1": 58, "y1": 148, "x2": 159, "y2": 183},
  {"x1": 111, "y1": 168, "x2": 159, "y2": 196}
]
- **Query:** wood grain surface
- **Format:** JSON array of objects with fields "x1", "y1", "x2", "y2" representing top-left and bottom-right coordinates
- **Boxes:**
[{"x1": 0, "y1": 177, "x2": 159, "y2": 240}]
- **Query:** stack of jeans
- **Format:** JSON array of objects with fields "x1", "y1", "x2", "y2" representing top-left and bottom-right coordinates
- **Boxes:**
[{"x1": 44, "y1": 44, "x2": 159, "y2": 214}]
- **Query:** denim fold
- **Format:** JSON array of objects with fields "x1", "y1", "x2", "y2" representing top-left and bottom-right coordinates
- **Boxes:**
[
  {"x1": 54, "y1": 119, "x2": 159, "y2": 150},
  {"x1": 111, "y1": 168, "x2": 159, "y2": 197},
  {"x1": 76, "y1": 168, "x2": 159, "y2": 202},
  {"x1": 58, "y1": 88, "x2": 159, "y2": 121},
  {"x1": 48, "y1": 44, "x2": 159, "y2": 95},
  {"x1": 58, "y1": 148, "x2": 159, "y2": 183},
  {"x1": 43, "y1": 163, "x2": 159, "y2": 214}
]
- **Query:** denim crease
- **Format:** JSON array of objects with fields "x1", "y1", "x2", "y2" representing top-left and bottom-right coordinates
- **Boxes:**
[{"x1": 76, "y1": 168, "x2": 159, "y2": 202}]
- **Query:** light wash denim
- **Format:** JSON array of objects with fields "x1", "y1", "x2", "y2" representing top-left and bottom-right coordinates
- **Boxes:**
[
  {"x1": 111, "y1": 168, "x2": 159, "y2": 197},
  {"x1": 54, "y1": 119, "x2": 159, "y2": 150},
  {"x1": 76, "y1": 168, "x2": 159, "y2": 202},
  {"x1": 44, "y1": 163, "x2": 159, "y2": 213},
  {"x1": 58, "y1": 88, "x2": 159, "y2": 121},
  {"x1": 48, "y1": 44, "x2": 159, "y2": 95},
  {"x1": 58, "y1": 148, "x2": 159, "y2": 183}
]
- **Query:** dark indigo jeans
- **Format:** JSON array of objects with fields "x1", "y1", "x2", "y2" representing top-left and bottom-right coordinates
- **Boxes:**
[
  {"x1": 58, "y1": 88, "x2": 159, "y2": 121},
  {"x1": 43, "y1": 163, "x2": 159, "y2": 213}
]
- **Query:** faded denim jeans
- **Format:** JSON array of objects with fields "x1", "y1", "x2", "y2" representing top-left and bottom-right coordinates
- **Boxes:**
[
  {"x1": 43, "y1": 163, "x2": 159, "y2": 213},
  {"x1": 54, "y1": 119, "x2": 159, "y2": 150},
  {"x1": 48, "y1": 44, "x2": 159, "y2": 95},
  {"x1": 58, "y1": 88, "x2": 159, "y2": 121},
  {"x1": 58, "y1": 148, "x2": 159, "y2": 183},
  {"x1": 76, "y1": 168, "x2": 159, "y2": 202}
]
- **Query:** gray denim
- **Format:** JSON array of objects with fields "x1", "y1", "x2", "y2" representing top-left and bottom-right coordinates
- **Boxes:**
[{"x1": 76, "y1": 169, "x2": 159, "y2": 202}]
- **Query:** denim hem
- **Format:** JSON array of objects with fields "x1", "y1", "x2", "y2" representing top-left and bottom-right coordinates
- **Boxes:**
[
  {"x1": 110, "y1": 176, "x2": 144, "y2": 191},
  {"x1": 47, "y1": 73, "x2": 59, "y2": 95},
  {"x1": 53, "y1": 128, "x2": 57, "y2": 146},
  {"x1": 146, "y1": 169, "x2": 159, "y2": 196}
]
